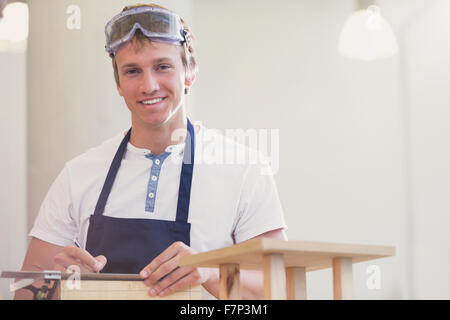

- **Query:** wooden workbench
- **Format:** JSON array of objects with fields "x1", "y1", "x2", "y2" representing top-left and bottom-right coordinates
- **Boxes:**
[
  {"x1": 57, "y1": 273, "x2": 202, "y2": 300},
  {"x1": 179, "y1": 238, "x2": 395, "y2": 300}
]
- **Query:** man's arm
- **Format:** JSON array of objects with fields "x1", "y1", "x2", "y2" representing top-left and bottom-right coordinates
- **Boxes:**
[
  {"x1": 14, "y1": 237, "x2": 106, "y2": 299},
  {"x1": 14, "y1": 238, "x2": 64, "y2": 299}
]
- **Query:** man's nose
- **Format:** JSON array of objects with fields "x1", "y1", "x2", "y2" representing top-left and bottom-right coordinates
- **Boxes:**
[{"x1": 140, "y1": 71, "x2": 159, "y2": 94}]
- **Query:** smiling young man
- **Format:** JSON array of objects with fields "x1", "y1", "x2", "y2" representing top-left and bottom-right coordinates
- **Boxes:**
[
  {"x1": 116, "y1": 35, "x2": 194, "y2": 155},
  {"x1": 16, "y1": 4, "x2": 287, "y2": 300}
]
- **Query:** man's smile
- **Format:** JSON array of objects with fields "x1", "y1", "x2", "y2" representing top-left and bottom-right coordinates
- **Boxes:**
[{"x1": 138, "y1": 97, "x2": 167, "y2": 106}]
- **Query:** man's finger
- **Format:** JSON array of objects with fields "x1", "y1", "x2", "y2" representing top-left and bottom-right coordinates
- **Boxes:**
[
  {"x1": 140, "y1": 242, "x2": 186, "y2": 279},
  {"x1": 147, "y1": 266, "x2": 193, "y2": 295},
  {"x1": 158, "y1": 272, "x2": 198, "y2": 297},
  {"x1": 95, "y1": 255, "x2": 107, "y2": 271},
  {"x1": 143, "y1": 254, "x2": 181, "y2": 286},
  {"x1": 64, "y1": 246, "x2": 104, "y2": 272},
  {"x1": 54, "y1": 253, "x2": 98, "y2": 273}
]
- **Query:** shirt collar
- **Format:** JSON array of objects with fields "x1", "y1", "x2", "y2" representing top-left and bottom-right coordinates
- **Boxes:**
[
  {"x1": 121, "y1": 122, "x2": 201, "y2": 157},
  {"x1": 126, "y1": 141, "x2": 185, "y2": 157}
]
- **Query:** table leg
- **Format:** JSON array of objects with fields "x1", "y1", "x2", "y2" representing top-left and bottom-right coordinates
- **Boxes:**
[
  {"x1": 332, "y1": 257, "x2": 354, "y2": 300},
  {"x1": 263, "y1": 254, "x2": 286, "y2": 300},
  {"x1": 286, "y1": 267, "x2": 307, "y2": 300},
  {"x1": 219, "y1": 263, "x2": 240, "y2": 300}
]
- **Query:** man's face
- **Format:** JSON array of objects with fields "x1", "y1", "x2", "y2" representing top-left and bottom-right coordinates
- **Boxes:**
[{"x1": 115, "y1": 39, "x2": 192, "y2": 128}]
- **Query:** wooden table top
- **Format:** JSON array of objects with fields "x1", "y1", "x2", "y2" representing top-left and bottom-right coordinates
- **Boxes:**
[{"x1": 179, "y1": 238, "x2": 395, "y2": 272}]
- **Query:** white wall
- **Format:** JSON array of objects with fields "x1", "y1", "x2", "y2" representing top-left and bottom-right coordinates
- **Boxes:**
[
  {"x1": 400, "y1": 0, "x2": 450, "y2": 299},
  {"x1": 191, "y1": 0, "x2": 450, "y2": 299},
  {"x1": 191, "y1": 0, "x2": 405, "y2": 299},
  {"x1": 0, "y1": 50, "x2": 27, "y2": 299}
]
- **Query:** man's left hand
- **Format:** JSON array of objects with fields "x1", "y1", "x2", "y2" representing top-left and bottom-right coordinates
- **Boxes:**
[{"x1": 139, "y1": 241, "x2": 211, "y2": 297}]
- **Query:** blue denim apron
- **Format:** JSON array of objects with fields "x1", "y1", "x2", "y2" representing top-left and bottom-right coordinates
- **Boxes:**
[{"x1": 85, "y1": 119, "x2": 195, "y2": 273}]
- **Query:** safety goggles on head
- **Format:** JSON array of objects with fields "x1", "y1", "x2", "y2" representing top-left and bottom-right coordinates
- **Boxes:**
[{"x1": 105, "y1": 6, "x2": 187, "y2": 56}]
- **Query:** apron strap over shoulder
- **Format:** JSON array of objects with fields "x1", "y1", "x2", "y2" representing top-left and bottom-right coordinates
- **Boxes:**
[
  {"x1": 175, "y1": 119, "x2": 195, "y2": 223},
  {"x1": 94, "y1": 129, "x2": 131, "y2": 216}
]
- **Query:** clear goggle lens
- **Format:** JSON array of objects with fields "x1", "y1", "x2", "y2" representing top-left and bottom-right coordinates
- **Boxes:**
[{"x1": 105, "y1": 7, "x2": 186, "y2": 55}]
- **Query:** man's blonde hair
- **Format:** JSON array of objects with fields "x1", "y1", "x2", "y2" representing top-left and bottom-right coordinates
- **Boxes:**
[{"x1": 110, "y1": 3, "x2": 198, "y2": 92}]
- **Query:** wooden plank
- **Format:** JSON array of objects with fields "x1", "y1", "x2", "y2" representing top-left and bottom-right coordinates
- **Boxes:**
[
  {"x1": 179, "y1": 238, "x2": 395, "y2": 272},
  {"x1": 263, "y1": 254, "x2": 286, "y2": 300},
  {"x1": 286, "y1": 267, "x2": 306, "y2": 300},
  {"x1": 67, "y1": 273, "x2": 142, "y2": 281},
  {"x1": 332, "y1": 257, "x2": 354, "y2": 300},
  {"x1": 219, "y1": 264, "x2": 240, "y2": 300},
  {"x1": 59, "y1": 280, "x2": 202, "y2": 300}
]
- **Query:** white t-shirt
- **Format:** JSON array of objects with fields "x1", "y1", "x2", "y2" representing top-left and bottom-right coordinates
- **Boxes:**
[{"x1": 29, "y1": 121, "x2": 287, "y2": 298}]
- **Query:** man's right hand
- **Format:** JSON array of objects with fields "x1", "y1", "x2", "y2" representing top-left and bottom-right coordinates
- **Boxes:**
[
  {"x1": 15, "y1": 238, "x2": 107, "y2": 299},
  {"x1": 53, "y1": 246, "x2": 107, "y2": 273}
]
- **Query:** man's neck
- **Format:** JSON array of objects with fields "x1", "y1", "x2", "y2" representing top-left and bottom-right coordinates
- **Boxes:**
[{"x1": 129, "y1": 113, "x2": 187, "y2": 156}]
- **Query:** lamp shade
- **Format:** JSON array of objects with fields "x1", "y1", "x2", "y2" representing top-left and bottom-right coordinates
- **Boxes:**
[
  {"x1": 0, "y1": 2, "x2": 28, "y2": 52},
  {"x1": 338, "y1": 5, "x2": 398, "y2": 61}
]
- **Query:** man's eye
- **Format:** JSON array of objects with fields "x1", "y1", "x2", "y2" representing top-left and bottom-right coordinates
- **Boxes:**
[
  {"x1": 158, "y1": 65, "x2": 171, "y2": 71},
  {"x1": 125, "y1": 69, "x2": 138, "y2": 75}
]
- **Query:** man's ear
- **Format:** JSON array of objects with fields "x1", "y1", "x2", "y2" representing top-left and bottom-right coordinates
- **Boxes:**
[
  {"x1": 185, "y1": 73, "x2": 195, "y2": 90},
  {"x1": 116, "y1": 83, "x2": 123, "y2": 97}
]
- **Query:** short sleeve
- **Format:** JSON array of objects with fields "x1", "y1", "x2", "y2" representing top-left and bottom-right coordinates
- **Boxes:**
[
  {"x1": 233, "y1": 156, "x2": 288, "y2": 243},
  {"x1": 28, "y1": 165, "x2": 78, "y2": 247}
]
